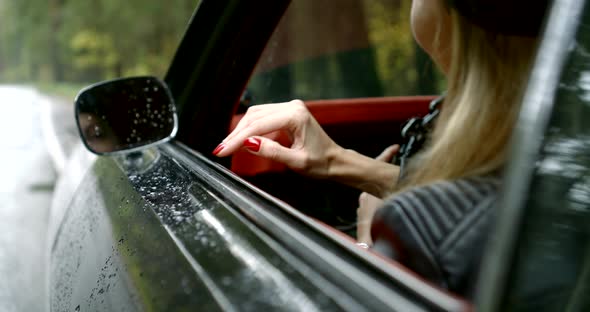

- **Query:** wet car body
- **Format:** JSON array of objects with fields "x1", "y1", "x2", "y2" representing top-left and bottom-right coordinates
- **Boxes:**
[{"x1": 49, "y1": 0, "x2": 590, "y2": 311}]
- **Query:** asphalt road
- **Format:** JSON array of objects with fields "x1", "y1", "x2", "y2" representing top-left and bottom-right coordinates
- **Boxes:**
[{"x1": 0, "y1": 86, "x2": 72, "y2": 312}]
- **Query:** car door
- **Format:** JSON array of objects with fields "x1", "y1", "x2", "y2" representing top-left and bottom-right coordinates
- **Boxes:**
[{"x1": 50, "y1": 1, "x2": 467, "y2": 311}]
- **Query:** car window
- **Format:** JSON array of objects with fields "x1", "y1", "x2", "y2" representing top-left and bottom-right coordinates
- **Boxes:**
[
  {"x1": 245, "y1": 0, "x2": 445, "y2": 105},
  {"x1": 499, "y1": 4, "x2": 590, "y2": 310}
]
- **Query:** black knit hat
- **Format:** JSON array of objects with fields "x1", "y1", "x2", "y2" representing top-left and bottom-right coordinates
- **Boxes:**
[{"x1": 448, "y1": 0, "x2": 551, "y2": 36}]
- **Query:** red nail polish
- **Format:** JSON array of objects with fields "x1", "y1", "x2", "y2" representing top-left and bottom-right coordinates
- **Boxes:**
[
  {"x1": 212, "y1": 143, "x2": 225, "y2": 155},
  {"x1": 243, "y1": 137, "x2": 261, "y2": 152}
]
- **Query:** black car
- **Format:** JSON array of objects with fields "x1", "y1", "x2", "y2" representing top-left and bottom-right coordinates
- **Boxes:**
[{"x1": 49, "y1": 0, "x2": 590, "y2": 311}]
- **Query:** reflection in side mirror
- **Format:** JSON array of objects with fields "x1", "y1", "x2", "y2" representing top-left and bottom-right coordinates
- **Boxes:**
[{"x1": 75, "y1": 76, "x2": 177, "y2": 155}]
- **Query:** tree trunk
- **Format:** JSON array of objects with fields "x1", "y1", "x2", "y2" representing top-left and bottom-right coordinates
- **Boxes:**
[{"x1": 49, "y1": 0, "x2": 64, "y2": 81}]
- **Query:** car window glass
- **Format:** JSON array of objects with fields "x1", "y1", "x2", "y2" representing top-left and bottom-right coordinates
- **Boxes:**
[
  {"x1": 245, "y1": 0, "x2": 445, "y2": 105},
  {"x1": 501, "y1": 5, "x2": 590, "y2": 311}
]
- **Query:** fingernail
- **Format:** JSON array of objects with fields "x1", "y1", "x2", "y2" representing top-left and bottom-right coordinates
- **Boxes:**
[
  {"x1": 212, "y1": 143, "x2": 225, "y2": 155},
  {"x1": 243, "y1": 137, "x2": 261, "y2": 152}
]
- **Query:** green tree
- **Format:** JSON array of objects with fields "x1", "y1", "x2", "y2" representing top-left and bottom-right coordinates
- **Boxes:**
[{"x1": 0, "y1": 0, "x2": 198, "y2": 84}]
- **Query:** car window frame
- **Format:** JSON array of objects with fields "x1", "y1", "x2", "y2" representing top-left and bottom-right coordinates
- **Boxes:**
[
  {"x1": 475, "y1": 0, "x2": 587, "y2": 310},
  {"x1": 166, "y1": 141, "x2": 471, "y2": 311},
  {"x1": 163, "y1": 0, "x2": 290, "y2": 157}
]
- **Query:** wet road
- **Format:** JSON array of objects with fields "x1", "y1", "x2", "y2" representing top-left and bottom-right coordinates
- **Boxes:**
[{"x1": 0, "y1": 86, "x2": 60, "y2": 312}]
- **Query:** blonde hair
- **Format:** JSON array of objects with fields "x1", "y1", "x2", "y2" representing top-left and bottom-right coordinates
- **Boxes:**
[{"x1": 401, "y1": 10, "x2": 539, "y2": 187}]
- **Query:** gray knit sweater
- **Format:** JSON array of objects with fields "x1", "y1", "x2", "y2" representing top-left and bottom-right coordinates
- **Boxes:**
[{"x1": 374, "y1": 175, "x2": 501, "y2": 296}]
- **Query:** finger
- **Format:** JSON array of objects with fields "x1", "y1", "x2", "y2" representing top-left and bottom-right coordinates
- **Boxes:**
[
  {"x1": 215, "y1": 110, "x2": 298, "y2": 157},
  {"x1": 356, "y1": 192, "x2": 373, "y2": 241},
  {"x1": 376, "y1": 144, "x2": 400, "y2": 162},
  {"x1": 358, "y1": 192, "x2": 369, "y2": 205},
  {"x1": 356, "y1": 215, "x2": 373, "y2": 245},
  {"x1": 222, "y1": 100, "x2": 305, "y2": 147},
  {"x1": 242, "y1": 136, "x2": 306, "y2": 169},
  {"x1": 223, "y1": 104, "x2": 285, "y2": 143}
]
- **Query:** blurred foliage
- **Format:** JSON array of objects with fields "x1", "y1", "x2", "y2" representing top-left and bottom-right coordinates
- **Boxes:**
[
  {"x1": 0, "y1": 0, "x2": 198, "y2": 84},
  {"x1": 365, "y1": 0, "x2": 417, "y2": 95},
  {"x1": 70, "y1": 30, "x2": 119, "y2": 77},
  {"x1": 0, "y1": 0, "x2": 444, "y2": 98},
  {"x1": 364, "y1": 0, "x2": 445, "y2": 95}
]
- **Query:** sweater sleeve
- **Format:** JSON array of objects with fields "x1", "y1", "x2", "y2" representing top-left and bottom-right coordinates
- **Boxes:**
[{"x1": 373, "y1": 176, "x2": 500, "y2": 295}]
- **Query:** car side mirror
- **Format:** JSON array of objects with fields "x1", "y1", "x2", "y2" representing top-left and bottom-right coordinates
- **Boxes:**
[{"x1": 75, "y1": 76, "x2": 178, "y2": 155}]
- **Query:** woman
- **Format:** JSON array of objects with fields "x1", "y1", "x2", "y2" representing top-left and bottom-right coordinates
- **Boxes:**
[{"x1": 214, "y1": 0, "x2": 549, "y2": 295}]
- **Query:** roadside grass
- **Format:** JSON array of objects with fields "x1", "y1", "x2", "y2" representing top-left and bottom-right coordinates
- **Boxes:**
[{"x1": 33, "y1": 82, "x2": 89, "y2": 103}]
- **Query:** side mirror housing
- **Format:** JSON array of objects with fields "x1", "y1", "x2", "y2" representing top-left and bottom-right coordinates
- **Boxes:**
[{"x1": 75, "y1": 76, "x2": 178, "y2": 155}]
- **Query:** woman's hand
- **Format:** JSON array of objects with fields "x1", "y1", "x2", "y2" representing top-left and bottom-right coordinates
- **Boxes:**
[
  {"x1": 214, "y1": 100, "x2": 401, "y2": 197},
  {"x1": 356, "y1": 145, "x2": 399, "y2": 245},
  {"x1": 213, "y1": 100, "x2": 342, "y2": 178}
]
